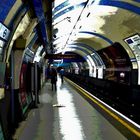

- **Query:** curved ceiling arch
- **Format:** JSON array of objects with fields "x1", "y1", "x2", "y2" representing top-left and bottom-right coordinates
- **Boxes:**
[
  {"x1": 98, "y1": 1, "x2": 140, "y2": 15},
  {"x1": 78, "y1": 31, "x2": 113, "y2": 44},
  {"x1": 53, "y1": 1, "x2": 140, "y2": 21},
  {"x1": 65, "y1": 46, "x2": 90, "y2": 56},
  {"x1": 70, "y1": 32, "x2": 112, "y2": 51},
  {"x1": 66, "y1": 46, "x2": 99, "y2": 74},
  {"x1": 67, "y1": 46, "x2": 102, "y2": 66},
  {"x1": 69, "y1": 43, "x2": 93, "y2": 54},
  {"x1": 70, "y1": 42, "x2": 96, "y2": 52},
  {"x1": 52, "y1": 0, "x2": 140, "y2": 62},
  {"x1": 70, "y1": 42, "x2": 104, "y2": 66},
  {"x1": 63, "y1": 48, "x2": 95, "y2": 70},
  {"x1": 53, "y1": 0, "x2": 68, "y2": 14},
  {"x1": 53, "y1": 1, "x2": 87, "y2": 20},
  {"x1": 63, "y1": 48, "x2": 86, "y2": 59}
]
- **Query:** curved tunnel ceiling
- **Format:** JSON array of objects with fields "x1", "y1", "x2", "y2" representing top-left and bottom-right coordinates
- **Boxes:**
[
  {"x1": 70, "y1": 43, "x2": 104, "y2": 66},
  {"x1": 0, "y1": 0, "x2": 139, "y2": 64},
  {"x1": 52, "y1": 0, "x2": 140, "y2": 60}
]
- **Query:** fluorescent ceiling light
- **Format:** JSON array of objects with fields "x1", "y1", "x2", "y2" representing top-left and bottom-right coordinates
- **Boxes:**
[{"x1": 54, "y1": 59, "x2": 62, "y2": 62}]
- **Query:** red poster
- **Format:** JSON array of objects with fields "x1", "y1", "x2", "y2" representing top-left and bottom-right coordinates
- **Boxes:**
[{"x1": 19, "y1": 63, "x2": 28, "y2": 113}]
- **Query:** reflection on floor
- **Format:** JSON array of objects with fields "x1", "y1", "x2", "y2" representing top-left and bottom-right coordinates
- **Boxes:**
[{"x1": 14, "y1": 76, "x2": 127, "y2": 140}]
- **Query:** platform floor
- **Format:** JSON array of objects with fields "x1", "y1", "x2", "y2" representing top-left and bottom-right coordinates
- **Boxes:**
[{"x1": 14, "y1": 76, "x2": 127, "y2": 140}]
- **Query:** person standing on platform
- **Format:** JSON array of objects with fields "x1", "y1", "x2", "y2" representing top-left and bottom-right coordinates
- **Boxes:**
[
  {"x1": 50, "y1": 67, "x2": 57, "y2": 91},
  {"x1": 60, "y1": 68, "x2": 64, "y2": 83}
]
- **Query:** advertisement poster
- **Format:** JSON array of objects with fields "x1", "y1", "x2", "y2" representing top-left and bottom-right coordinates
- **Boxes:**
[
  {"x1": 125, "y1": 34, "x2": 140, "y2": 61},
  {"x1": 98, "y1": 43, "x2": 131, "y2": 84},
  {"x1": 19, "y1": 63, "x2": 28, "y2": 114},
  {"x1": 124, "y1": 34, "x2": 140, "y2": 85}
]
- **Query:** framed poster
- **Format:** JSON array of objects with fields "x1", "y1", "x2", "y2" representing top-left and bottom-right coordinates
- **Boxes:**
[
  {"x1": 124, "y1": 34, "x2": 140, "y2": 60},
  {"x1": 98, "y1": 43, "x2": 131, "y2": 84},
  {"x1": 19, "y1": 63, "x2": 28, "y2": 114},
  {"x1": 124, "y1": 34, "x2": 140, "y2": 85}
]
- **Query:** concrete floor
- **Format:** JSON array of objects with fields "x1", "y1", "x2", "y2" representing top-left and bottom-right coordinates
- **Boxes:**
[{"x1": 14, "y1": 76, "x2": 127, "y2": 140}]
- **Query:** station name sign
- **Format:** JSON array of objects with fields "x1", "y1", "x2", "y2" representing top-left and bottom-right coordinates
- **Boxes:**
[
  {"x1": 0, "y1": 22, "x2": 10, "y2": 41},
  {"x1": 45, "y1": 54, "x2": 77, "y2": 59}
]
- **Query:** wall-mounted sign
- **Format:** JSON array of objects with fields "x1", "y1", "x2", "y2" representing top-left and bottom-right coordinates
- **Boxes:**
[
  {"x1": 124, "y1": 34, "x2": 140, "y2": 85},
  {"x1": 124, "y1": 34, "x2": 140, "y2": 61},
  {"x1": 46, "y1": 54, "x2": 80, "y2": 59},
  {"x1": 0, "y1": 22, "x2": 10, "y2": 41}
]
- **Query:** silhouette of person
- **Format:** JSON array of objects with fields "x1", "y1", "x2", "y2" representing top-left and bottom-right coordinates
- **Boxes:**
[
  {"x1": 60, "y1": 68, "x2": 64, "y2": 83},
  {"x1": 50, "y1": 67, "x2": 57, "y2": 91}
]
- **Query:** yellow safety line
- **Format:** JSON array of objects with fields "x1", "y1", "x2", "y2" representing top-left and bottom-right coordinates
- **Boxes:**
[{"x1": 66, "y1": 78, "x2": 140, "y2": 137}]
